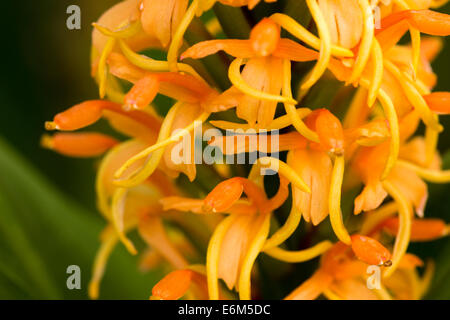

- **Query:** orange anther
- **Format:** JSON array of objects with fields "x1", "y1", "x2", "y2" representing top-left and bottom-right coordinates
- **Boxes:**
[
  {"x1": 383, "y1": 217, "x2": 447, "y2": 241},
  {"x1": 250, "y1": 18, "x2": 280, "y2": 57},
  {"x1": 306, "y1": 109, "x2": 345, "y2": 155},
  {"x1": 46, "y1": 100, "x2": 119, "y2": 131},
  {"x1": 350, "y1": 234, "x2": 392, "y2": 266},
  {"x1": 124, "y1": 75, "x2": 160, "y2": 110},
  {"x1": 41, "y1": 132, "x2": 118, "y2": 157},
  {"x1": 203, "y1": 177, "x2": 245, "y2": 213},
  {"x1": 151, "y1": 269, "x2": 193, "y2": 300},
  {"x1": 424, "y1": 92, "x2": 450, "y2": 114}
]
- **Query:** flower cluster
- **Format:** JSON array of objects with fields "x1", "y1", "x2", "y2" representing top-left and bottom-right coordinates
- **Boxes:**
[{"x1": 44, "y1": 0, "x2": 450, "y2": 300}]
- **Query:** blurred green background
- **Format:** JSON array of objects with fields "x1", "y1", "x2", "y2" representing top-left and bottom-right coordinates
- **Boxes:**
[{"x1": 0, "y1": 0, "x2": 449, "y2": 299}]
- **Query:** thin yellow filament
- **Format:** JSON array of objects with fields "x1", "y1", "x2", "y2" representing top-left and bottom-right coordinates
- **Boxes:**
[
  {"x1": 206, "y1": 215, "x2": 236, "y2": 300},
  {"x1": 111, "y1": 187, "x2": 137, "y2": 254},
  {"x1": 269, "y1": 13, "x2": 354, "y2": 57},
  {"x1": 263, "y1": 203, "x2": 301, "y2": 250},
  {"x1": 264, "y1": 240, "x2": 333, "y2": 262},
  {"x1": 360, "y1": 79, "x2": 399, "y2": 180},
  {"x1": 301, "y1": 0, "x2": 332, "y2": 91},
  {"x1": 118, "y1": 40, "x2": 204, "y2": 81},
  {"x1": 92, "y1": 19, "x2": 142, "y2": 39},
  {"x1": 114, "y1": 107, "x2": 209, "y2": 187},
  {"x1": 210, "y1": 108, "x2": 312, "y2": 131},
  {"x1": 368, "y1": 39, "x2": 383, "y2": 107},
  {"x1": 343, "y1": 87, "x2": 367, "y2": 128},
  {"x1": 252, "y1": 157, "x2": 311, "y2": 193},
  {"x1": 113, "y1": 103, "x2": 181, "y2": 185},
  {"x1": 384, "y1": 60, "x2": 442, "y2": 131},
  {"x1": 88, "y1": 227, "x2": 118, "y2": 299},
  {"x1": 167, "y1": 0, "x2": 199, "y2": 71},
  {"x1": 431, "y1": 0, "x2": 449, "y2": 7},
  {"x1": 410, "y1": 28, "x2": 421, "y2": 78},
  {"x1": 373, "y1": 283, "x2": 393, "y2": 300},
  {"x1": 98, "y1": 37, "x2": 116, "y2": 98},
  {"x1": 228, "y1": 58, "x2": 297, "y2": 105},
  {"x1": 419, "y1": 260, "x2": 435, "y2": 298},
  {"x1": 323, "y1": 288, "x2": 342, "y2": 300},
  {"x1": 393, "y1": 0, "x2": 420, "y2": 78},
  {"x1": 348, "y1": 0, "x2": 374, "y2": 84},
  {"x1": 282, "y1": 59, "x2": 320, "y2": 142},
  {"x1": 238, "y1": 212, "x2": 271, "y2": 300},
  {"x1": 396, "y1": 160, "x2": 450, "y2": 183},
  {"x1": 360, "y1": 202, "x2": 398, "y2": 235},
  {"x1": 424, "y1": 116, "x2": 440, "y2": 166},
  {"x1": 382, "y1": 180, "x2": 412, "y2": 278},
  {"x1": 329, "y1": 155, "x2": 351, "y2": 244}
]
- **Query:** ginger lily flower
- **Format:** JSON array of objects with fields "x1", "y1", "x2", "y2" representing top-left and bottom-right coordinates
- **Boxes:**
[
  {"x1": 181, "y1": 18, "x2": 320, "y2": 127},
  {"x1": 285, "y1": 235, "x2": 435, "y2": 300},
  {"x1": 43, "y1": 0, "x2": 450, "y2": 301}
]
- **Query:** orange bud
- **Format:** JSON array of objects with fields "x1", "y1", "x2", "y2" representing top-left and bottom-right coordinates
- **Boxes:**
[
  {"x1": 306, "y1": 109, "x2": 345, "y2": 155},
  {"x1": 203, "y1": 177, "x2": 244, "y2": 212},
  {"x1": 151, "y1": 270, "x2": 193, "y2": 300},
  {"x1": 250, "y1": 18, "x2": 280, "y2": 57},
  {"x1": 46, "y1": 100, "x2": 120, "y2": 131},
  {"x1": 41, "y1": 132, "x2": 118, "y2": 157},
  {"x1": 124, "y1": 75, "x2": 160, "y2": 110},
  {"x1": 424, "y1": 92, "x2": 450, "y2": 114},
  {"x1": 383, "y1": 217, "x2": 447, "y2": 241},
  {"x1": 350, "y1": 234, "x2": 392, "y2": 266}
]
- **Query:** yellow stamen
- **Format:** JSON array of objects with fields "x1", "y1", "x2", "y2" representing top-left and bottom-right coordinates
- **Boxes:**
[
  {"x1": 114, "y1": 105, "x2": 209, "y2": 187},
  {"x1": 92, "y1": 19, "x2": 142, "y2": 39},
  {"x1": 410, "y1": 27, "x2": 421, "y2": 79},
  {"x1": 382, "y1": 180, "x2": 412, "y2": 278},
  {"x1": 323, "y1": 288, "x2": 342, "y2": 300},
  {"x1": 167, "y1": 0, "x2": 199, "y2": 71},
  {"x1": 360, "y1": 79, "x2": 399, "y2": 180},
  {"x1": 88, "y1": 227, "x2": 118, "y2": 299},
  {"x1": 347, "y1": 0, "x2": 374, "y2": 84},
  {"x1": 251, "y1": 157, "x2": 311, "y2": 193},
  {"x1": 111, "y1": 187, "x2": 137, "y2": 254},
  {"x1": 373, "y1": 283, "x2": 393, "y2": 300},
  {"x1": 118, "y1": 40, "x2": 204, "y2": 81},
  {"x1": 264, "y1": 240, "x2": 333, "y2": 262},
  {"x1": 424, "y1": 116, "x2": 439, "y2": 166},
  {"x1": 269, "y1": 13, "x2": 354, "y2": 57},
  {"x1": 384, "y1": 60, "x2": 442, "y2": 132},
  {"x1": 263, "y1": 203, "x2": 301, "y2": 250},
  {"x1": 392, "y1": 0, "x2": 420, "y2": 78},
  {"x1": 419, "y1": 260, "x2": 435, "y2": 298},
  {"x1": 210, "y1": 108, "x2": 312, "y2": 131},
  {"x1": 396, "y1": 160, "x2": 450, "y2": 183},
  {"x1": 343, "y1": 87, "x2": 367, "y2": 129},
  {"x1": 238, "y1": 212, "x2": 271, "y2": 300},
  {"x1": 228, "y1": 58, "x2": 297, "y2": 105},
  {"x1": 368, "y1": 39, "x2": 383, "y2": 107},
  {"x1": 430, "y1": 0, "x2": 449, "y2": 7},
  {"x1": 206, "y1": 215, "x2": 236, "y2": 300},
  {"x1": 360, "y1": 202, "x2": 398, "y2": 235},
  {"x1": 329, "y1": 155, "x2": 351, "y2": 244},
  {"x1": 301, "y1": 0, "x2": 332, "y2": 91},
  {"x1": 98, "y1": 37, "x2": 116, "y2": 98},
  {"x1": 282, "y1": 59, "x2": 320, "y2": 142}
]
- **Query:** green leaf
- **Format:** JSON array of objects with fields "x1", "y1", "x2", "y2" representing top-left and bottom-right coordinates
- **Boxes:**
[{"x1": 0, "y1": 137, "x2": 163, "y2": 299}]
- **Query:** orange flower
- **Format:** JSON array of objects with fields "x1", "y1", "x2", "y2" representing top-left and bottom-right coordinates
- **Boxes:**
[{"x1": 182, "y1": 18, "x2": 319, "y2": 127}]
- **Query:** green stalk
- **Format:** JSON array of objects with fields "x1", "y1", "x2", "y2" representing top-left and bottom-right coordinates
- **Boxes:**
[{"x1": 213, "y1": 3, "x2": 251, "y2": 39}]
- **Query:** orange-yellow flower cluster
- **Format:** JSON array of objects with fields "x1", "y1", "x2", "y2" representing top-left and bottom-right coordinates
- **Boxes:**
[{"x1": 43, "y1": 0, "x2": 450, "y2": 300}]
